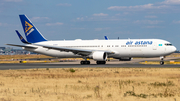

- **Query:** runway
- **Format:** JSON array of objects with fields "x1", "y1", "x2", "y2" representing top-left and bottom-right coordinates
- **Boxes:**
[
  {"x1": 0, "y1": 60, "x2": 180, "y2": 70},
  {"x1": 0, "y1": 57, "x2": 180, "y2": 70}
]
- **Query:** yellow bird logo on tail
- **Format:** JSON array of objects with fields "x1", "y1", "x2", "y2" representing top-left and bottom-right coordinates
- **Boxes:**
[{"x1": 25, "y1": 21, "x2": 33, "y2": 33}]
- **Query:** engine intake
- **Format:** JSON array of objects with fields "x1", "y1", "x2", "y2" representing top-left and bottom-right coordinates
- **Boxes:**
[{"x1": 92, "y1": 51, "x2": 107, "y2": 61}]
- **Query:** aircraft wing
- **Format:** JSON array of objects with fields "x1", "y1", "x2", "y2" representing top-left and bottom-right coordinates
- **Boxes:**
[
  {"x1": 6, "y1": 44, "x2": 37, "y2": 49},
  {"x1": 34, "y1": 44, "x2": 115, "y2": 56}
]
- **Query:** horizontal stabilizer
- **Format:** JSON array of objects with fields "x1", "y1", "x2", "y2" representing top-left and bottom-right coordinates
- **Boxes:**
[{"x1": 16, "y1": 30, "x2": 31, "y2": 44}]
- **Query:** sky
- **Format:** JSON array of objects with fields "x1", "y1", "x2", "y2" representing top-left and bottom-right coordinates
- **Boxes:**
[{"x1": 1, "y1": 0, "x2": 180, "y2": 49}]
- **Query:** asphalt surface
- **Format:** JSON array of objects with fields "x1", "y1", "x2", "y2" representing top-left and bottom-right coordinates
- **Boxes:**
[
  {"x1": 0, "y1": 57, "x2": 180, "y2": 70},
  {"x1": 0, "y1": 61, "x2": 180, "y2": 70}
]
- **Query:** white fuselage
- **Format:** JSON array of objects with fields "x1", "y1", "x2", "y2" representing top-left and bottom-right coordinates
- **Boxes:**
[{"x1": 24, "y1": 39, "x2": 176, "y2": 58}]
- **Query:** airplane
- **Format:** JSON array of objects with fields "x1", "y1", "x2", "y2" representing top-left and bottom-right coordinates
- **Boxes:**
[{"x1": 7, "y1": 14, "x2": 177, "y2": 65}]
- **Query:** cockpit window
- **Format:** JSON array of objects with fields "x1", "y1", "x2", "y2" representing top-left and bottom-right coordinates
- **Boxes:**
[{"x1": 165, "y1": 43, "x2": 173, "y2": 46}]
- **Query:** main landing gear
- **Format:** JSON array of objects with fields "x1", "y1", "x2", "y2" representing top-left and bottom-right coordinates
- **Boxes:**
[
  {"x1": 80, "y1": 61, "x2": 90, "y2": 65},
  {"x1": 160, "y1": 56, "x2": 164, "y2": 65},
  {"x1": 80, "y1": 57, "x2": 91, "y2": 65},
  {"x1": 80, "y1": 57, "x2": 106, "y2": 65},
  {"x1": 96, "y1": 61, "x2": 106, "y2": 64},
  {"x1": 80, "y1": 61, "x2": 106, "y2": 65}
]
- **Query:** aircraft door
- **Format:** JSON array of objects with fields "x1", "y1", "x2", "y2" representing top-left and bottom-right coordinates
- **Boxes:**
[{"x1": 152, "y1": 42, "x2": 157, "y2": 50}]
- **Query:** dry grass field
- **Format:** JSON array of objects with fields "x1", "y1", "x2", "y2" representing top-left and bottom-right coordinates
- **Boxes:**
[
  {"x1": 0, "y1": 55, "x2": 82, "y2": 64},
  {"x1": 0, "y1": 54, "x2": 179, "y2": 101},
  {"x1": 0, "y1": 55, "x2": 53, "y2": 60},
  {"x1": 0, "y1": 68, "x2": 180, "y2": 101}
]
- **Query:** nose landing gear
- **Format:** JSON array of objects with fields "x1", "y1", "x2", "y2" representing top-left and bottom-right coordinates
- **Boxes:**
[
  {"x1": 160, "y1": 61, "x2": 164, "y2": 65},
  {"x1": 160, "y1": 56, "x2": 164, "y2": 65}
]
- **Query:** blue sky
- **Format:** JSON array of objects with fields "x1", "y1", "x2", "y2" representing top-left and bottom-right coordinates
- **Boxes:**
[{"x1": 1, "y1": 0, "x2": 180, "y2": 49}]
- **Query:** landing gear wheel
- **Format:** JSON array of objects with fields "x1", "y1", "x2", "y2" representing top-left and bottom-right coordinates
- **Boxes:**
[
  {"x1": 80, "y1": 61, "x2": 84, "y2": 65},
  {"x1": 96, "y1": 61, "x2": 106, "y2": 64},
  {"x1": 160, "y1": 61, "x2": 164, "y2": 65},
  {"x1": 80, "y1": 61, "x2": 90, "y2": 65}
]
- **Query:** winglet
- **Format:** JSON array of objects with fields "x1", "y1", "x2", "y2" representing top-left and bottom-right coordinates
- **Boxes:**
[
  {"x1": 16, "y1": 30, "x2": 31, "y2": 44},
  {"x1": 19, "y1": 14, "x2": 47, "y2": 43},
  {"x1": 104, "y1": 36, "x2": 109, "y2": 40}
]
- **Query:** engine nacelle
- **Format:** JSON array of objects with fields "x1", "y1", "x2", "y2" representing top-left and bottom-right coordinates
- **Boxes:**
[
  {"x1": 119, "y1": 57, "x2": 132, "y2": 61},
  {"x1": 92, "y1": 51, "x2": 107, "y2": 61}
]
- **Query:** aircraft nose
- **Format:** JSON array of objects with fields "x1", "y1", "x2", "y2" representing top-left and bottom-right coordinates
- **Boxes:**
[{"x1": 172, "y1": 46, "x2": 177, "y2": 52}]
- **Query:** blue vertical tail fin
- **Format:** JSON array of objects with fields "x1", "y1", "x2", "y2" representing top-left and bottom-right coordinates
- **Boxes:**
[
  {"x1": 19, "y1": 14, "x2": 47, "y2": 43},
  {"x1": 16, "y1": 30, "x2": 30, "y2": 44}
]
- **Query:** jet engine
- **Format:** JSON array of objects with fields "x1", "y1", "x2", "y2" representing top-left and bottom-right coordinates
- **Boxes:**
[{"x1": 92, "y1": 51, "x2": 107, "y2": 61}]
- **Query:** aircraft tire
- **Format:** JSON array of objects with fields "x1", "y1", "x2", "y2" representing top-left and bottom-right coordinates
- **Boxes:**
[
  {"x1": 96, "y1": 61, "x2": 106, "y2": 64},
  {"x1": 80, "y1": 61, "x2": 84, "y2": 65},
  {"x1": 160, "y1": 61, "x2": 164, "y2": 65},
  {"x1": 80, "y1": 61, "x2": 90, "y2": 65}
]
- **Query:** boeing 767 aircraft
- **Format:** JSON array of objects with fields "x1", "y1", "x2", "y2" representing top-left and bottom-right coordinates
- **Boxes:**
[{"x1": 7, "y1": 15, "x2": 176, "y2": 65}]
